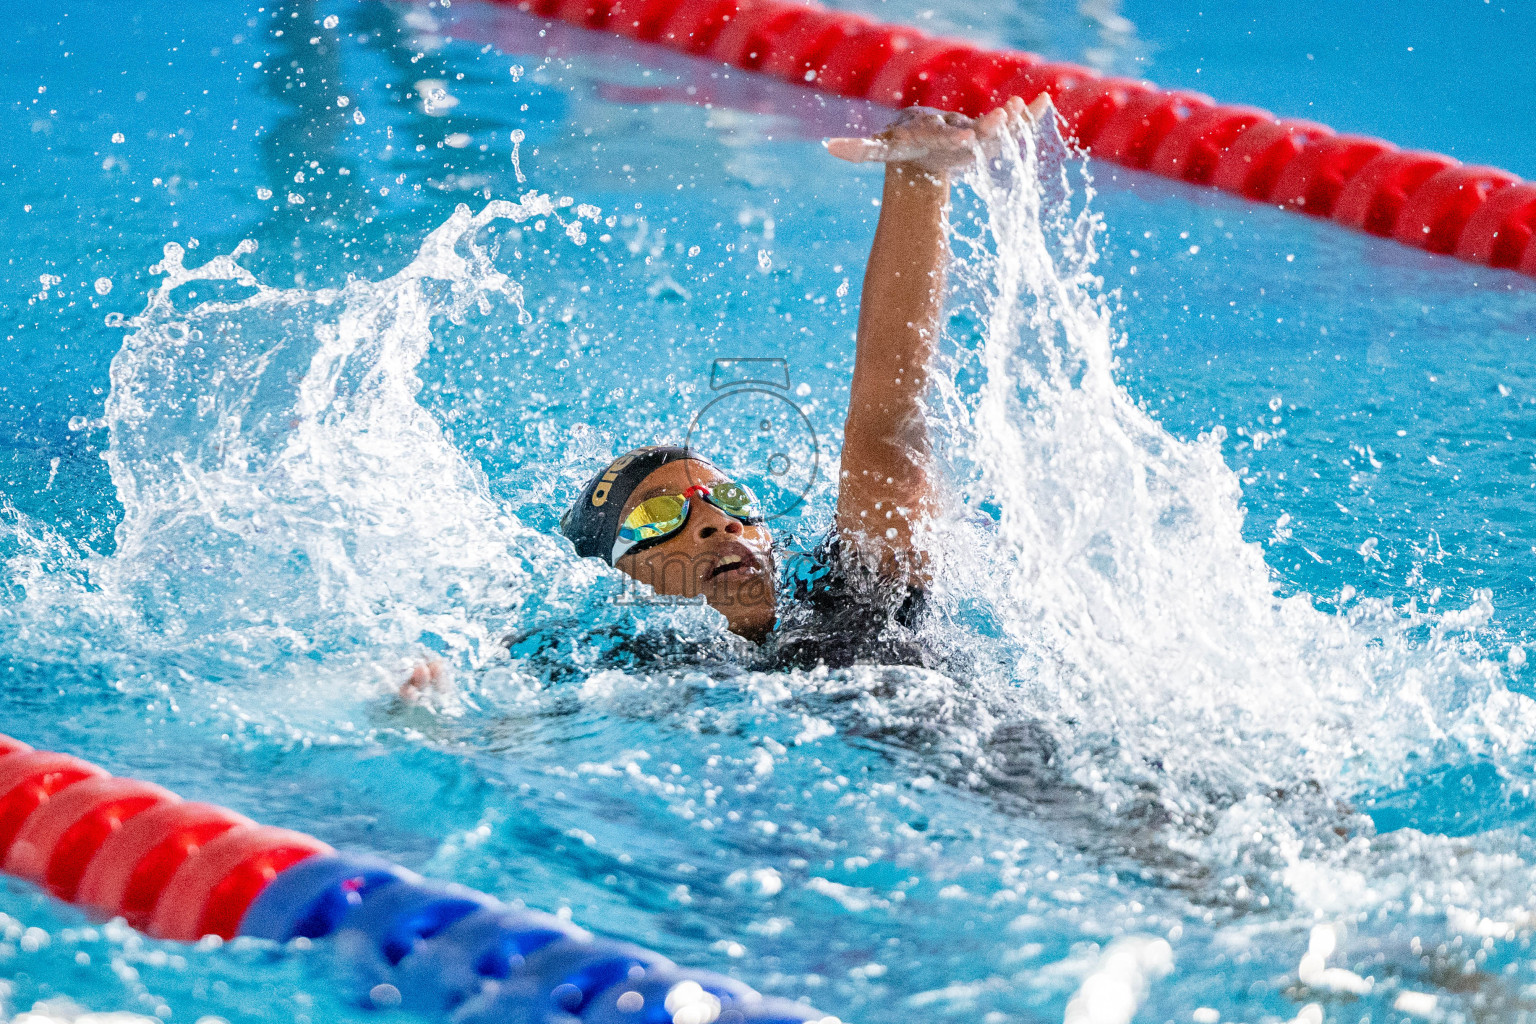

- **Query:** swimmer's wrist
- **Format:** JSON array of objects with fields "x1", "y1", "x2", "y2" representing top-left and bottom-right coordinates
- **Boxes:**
[
  {"x1": 886, "y1": 162, "x2": 950, "y2": 187},
  {"x1": 883, "y1": 163, "x2": 952, "y2": 208}
]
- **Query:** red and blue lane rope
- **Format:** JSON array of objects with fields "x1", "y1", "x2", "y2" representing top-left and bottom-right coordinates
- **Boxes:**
[
  {"x1": 490, "y1": 0, "x2": 1536, "y2": 279},
  {"x1": 0, "y1": 734, "x2": 834, "y2": 1024}
]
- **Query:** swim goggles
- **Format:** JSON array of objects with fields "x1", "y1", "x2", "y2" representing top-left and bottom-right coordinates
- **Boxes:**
[{"x1": 612, "y1": 481, "x2": 764, "y2": 563}]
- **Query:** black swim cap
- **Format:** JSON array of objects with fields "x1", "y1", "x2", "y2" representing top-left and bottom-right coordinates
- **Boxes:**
[{"x1": 561, "y1": 445, "x2": 717, "y2": 564}]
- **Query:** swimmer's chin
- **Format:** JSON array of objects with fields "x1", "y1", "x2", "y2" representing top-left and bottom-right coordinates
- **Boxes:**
[
  {"x1": 726, "y1": 611, "x2": 776, "y2": 643},
  {"x1": 709, "y1": 592, "x2": 777, "y2": 643}
]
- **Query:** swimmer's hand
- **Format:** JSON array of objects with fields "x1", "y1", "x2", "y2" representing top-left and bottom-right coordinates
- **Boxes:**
[
  {"x1": 826, "y1": 95, "x2": 1051, "y2": 172},
  {"x1": 400, "y1": 659, "x2": 452, "y2": 702}
]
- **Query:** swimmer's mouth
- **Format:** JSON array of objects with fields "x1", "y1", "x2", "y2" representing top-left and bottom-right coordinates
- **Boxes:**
[{"x1": 708, "y1": 549, "x2": 764, "y2": 579}]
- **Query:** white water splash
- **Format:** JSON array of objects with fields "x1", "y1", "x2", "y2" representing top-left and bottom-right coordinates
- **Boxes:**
[
  {"x1": 907, "y1": 103, "x2": 1536, "y2": 922},
  {"x1": 1062, "y1": 936, "x2": 1173, "y2": 1024},
  {"x1": 4, "y1": 196, "x2": 683, "y2": 703},
  {"x1": 105, "y1": 202, "x2": 556, "y2": 666}
]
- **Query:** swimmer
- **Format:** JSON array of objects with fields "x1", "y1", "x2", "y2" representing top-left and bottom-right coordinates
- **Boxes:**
[
  {"x1": 556, "y1": 95, "x2": 1049, "y2": 669},
  {"x1": 403, "y1": 95, "x2": 1050, "y2": 697}
]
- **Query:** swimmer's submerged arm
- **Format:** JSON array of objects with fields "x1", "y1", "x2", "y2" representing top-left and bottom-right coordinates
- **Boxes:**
[{"x1": 827, "y1": 100, "x2": 1030, "y2": 583}]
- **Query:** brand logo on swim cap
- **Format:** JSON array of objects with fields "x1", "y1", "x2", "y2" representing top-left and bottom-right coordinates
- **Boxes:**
[{"x1": 590, "y1": 451, "x2": 642, "y2": 506}]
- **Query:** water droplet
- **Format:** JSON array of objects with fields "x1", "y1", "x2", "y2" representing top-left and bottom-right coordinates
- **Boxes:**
[
  {"x1": 509, "y1": 129, "x2": 526, "y2": 183},
  {"x1": 368, "y1": 985, "x2": 401, "y2": 1008}
]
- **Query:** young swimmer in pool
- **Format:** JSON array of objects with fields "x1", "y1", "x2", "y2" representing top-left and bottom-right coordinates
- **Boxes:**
[
  {"x1": 401, "y1": 96, "x2": 1047, "y2": 695},
  {"x1": 558, "y1": 96, "x2": 1046, "y2": 666}
]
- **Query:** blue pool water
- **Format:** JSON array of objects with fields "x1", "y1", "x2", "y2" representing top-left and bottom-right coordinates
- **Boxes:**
[{"x1": 2, "y1": 1, "x2": 1536, "y2": 1024}]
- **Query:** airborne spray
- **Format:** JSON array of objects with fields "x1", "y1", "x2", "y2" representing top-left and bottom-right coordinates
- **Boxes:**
[
  {"x1": 908, "y1": 102, "x2": 1536, "y2": 925},
  {"x1": 10, "y1": 196, "x2": 731, "y2": 715}
]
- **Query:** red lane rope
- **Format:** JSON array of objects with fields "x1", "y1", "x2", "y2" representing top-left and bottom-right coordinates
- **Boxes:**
[
  {"x1": 500, "y1": 0, "x2": 1535, "y2": 278},
  {"x1": 0, "y1": 737, "x2": 324, "y2": 941}
]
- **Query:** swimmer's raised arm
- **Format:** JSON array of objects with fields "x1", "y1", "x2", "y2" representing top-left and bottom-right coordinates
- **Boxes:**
[
  {"x1": 552, "y1": 97, "x2": 1046, "y2": 650},
  {"x1": 826, "y1": 96, "x2": 1039, "y2": 583}
]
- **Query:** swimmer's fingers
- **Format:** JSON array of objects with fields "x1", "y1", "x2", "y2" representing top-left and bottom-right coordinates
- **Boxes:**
[
  {"x1": 831, "y1": 98, "x2": 1054, "y2": 168},
  {"x1": 974, "y1": 96, "x2": 1053, "y2": 150},
  {"x1": 399, "y1": 659, "x2": 453, "y2": 703},
  {"x1": 976, "y1": 95, "x2": 1054, "y2": 136},
  {"x1": 826, "y1": 137, "x2": 887, "y2": 163},
  {"x1": 829, "y1": 106, "x2": 982, "y2": 168},
  {"x1": 956, "y1": 95, "x2": 1060, "y2": 164},
  {"x1": 970, "y1": 105, "x2": 1014, "y2": 159},
  {"x1": 977, "y1": 103, "x2": 1014, "y2": 136},
  {"x1": 826, "y1": 135, "x2": 974, "y2": 167}
]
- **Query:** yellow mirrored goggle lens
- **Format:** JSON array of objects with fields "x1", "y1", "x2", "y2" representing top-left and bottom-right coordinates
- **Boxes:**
[{"x1": 619, "y1": 494, "x2": 689, "y2": 542}]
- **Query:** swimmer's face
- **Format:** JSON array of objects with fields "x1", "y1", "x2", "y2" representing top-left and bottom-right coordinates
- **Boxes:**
[{"x1": 614, "y1": 459, "x2": 778, "y2": 641}]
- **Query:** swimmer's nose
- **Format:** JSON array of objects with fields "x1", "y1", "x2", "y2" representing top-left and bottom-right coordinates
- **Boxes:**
[{"x1": 694, "y1": 503, "x2": 743, "y2": 540}]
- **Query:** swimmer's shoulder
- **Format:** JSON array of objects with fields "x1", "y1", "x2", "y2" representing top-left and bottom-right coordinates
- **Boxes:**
[{"x1": 762, "y1": 533, "x2": 929, "y2": 671}]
